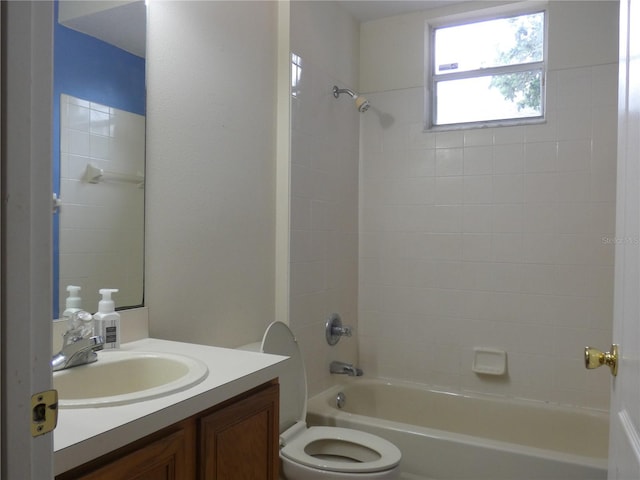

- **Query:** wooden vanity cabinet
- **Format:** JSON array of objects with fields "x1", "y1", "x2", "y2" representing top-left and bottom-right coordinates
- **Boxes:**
[
  {"x1": 56, "y1": 419, "x2": 196, "y2": 480},
  {"x1": 56, "y1": 380, "x2": 279, "y2": 480},
  {"x1": 199, "y1": 381, "x2": 279, "y2": 479}
]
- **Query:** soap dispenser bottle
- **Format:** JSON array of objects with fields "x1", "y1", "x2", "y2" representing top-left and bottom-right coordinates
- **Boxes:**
[
  {"x1": 93, "y1": 288, "x2": 120, "y2": 349},
  {"x1": 62, "y1": 285, "x2": 82, "y2": 321}
]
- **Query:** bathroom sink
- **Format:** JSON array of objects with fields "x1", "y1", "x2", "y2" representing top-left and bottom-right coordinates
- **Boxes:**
[{"x1": 53, "y1": 351, "x2": 209, "y2": 408}]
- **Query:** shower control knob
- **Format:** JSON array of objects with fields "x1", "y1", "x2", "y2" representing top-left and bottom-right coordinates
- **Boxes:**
[
  {"x1": 584, "y1": 344, "x2": 618, "y2": 376},
  {"x1": 325, "y1": 313, "x2": 353, "y2": 346}
]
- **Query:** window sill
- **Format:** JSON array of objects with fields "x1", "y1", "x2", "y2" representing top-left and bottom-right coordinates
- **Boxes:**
[{"x1": 425, "y1": 116, "x2": 546, "y2": 133}]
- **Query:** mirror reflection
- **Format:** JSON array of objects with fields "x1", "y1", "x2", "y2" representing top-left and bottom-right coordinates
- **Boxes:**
[{"x1": 53, "y1": 0, "x2": 146, "y2": 318}]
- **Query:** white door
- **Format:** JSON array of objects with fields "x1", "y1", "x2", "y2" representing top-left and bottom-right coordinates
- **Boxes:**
[
  {"x1": 608, "y1": 0, "x2": 640, "y2": 478},
  {"x1": 1, "y1": 2, "x2": 54, "y2": 478}
]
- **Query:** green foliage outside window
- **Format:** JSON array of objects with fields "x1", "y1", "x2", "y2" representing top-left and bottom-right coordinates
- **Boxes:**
[{"x1": 489, "y1": 14, "x2": 544, "y2": 111}]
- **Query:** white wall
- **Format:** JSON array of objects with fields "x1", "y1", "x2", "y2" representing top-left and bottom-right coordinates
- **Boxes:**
[
  {"x1": 359, "y1": 1, "x2": 619, "y2": 92},
  {"x1": 145, "y1": 1, "x2": 277, "y2": 347},
  {"x1": 289, "y1": 1, "x2": 360, "y2": 395},
  {"x1": 358, "y1": 1, "x2": 618, "y2": 409}
]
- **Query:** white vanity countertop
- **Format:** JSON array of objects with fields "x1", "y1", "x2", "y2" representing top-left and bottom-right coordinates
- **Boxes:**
[{"x1": 54, "y1": 337, "x2": 287, "y2": 475}]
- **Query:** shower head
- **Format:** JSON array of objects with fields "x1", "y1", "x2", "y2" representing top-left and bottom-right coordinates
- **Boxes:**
[
  {"x1": 355, "y1": 96, "x2": 371, "y2": 113},
  {"x1": 333, "y1": 85, "x2": 371, "y2": 113}
]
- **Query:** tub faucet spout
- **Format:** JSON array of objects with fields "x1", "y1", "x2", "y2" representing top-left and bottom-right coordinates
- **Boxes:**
[{"x1": 330, "y1": 360, "x2": 363, "y2": 376}]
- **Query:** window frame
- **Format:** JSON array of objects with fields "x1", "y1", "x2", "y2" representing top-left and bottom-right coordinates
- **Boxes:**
[{"x1": 426, "y1": 8, "x2": 549, "y2": 131}]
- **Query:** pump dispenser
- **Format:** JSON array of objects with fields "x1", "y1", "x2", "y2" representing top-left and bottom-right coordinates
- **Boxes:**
[
  {"x1": 93, "y1": 288, "x2": 120, "y2": 349},
  {"x1": 62, "y1": 285, "x2": 82, "y2": 320}
]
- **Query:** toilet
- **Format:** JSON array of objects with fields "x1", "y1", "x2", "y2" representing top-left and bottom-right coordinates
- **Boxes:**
[{"x1": 258, "y1": 321, "x2": 401, "y2": 480}]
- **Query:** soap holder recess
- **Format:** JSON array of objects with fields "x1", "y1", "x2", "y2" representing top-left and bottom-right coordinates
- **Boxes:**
[{"x1": 472, "y1": 348, "x2": 507, "y2": 375}]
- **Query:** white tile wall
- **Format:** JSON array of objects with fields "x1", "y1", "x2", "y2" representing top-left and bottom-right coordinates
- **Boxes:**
[
  {"x1": 290, "y1": 1, "x2": 360, "y2": 396},
  {"x1": 359, "y1": 63, "x2": 617, "y2": 409},
  {"x1": 59, "y1": 94, "x2": 145, "y2": 315}
]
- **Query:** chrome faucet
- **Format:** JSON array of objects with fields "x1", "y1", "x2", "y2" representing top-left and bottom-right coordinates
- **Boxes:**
[
  {"x1": 52, "y1": 311, "x2": 104, "y2": 371},
  {"x1": 330, "y1": 361, "x2": 363, "y2": 377}
]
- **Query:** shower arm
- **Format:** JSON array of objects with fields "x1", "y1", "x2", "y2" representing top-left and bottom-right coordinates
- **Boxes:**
[
  {"x1": 333, "y1": 86, "x2": 357, "y2": 99},
  {"x1": 332, "y1": 85, "x2": 371, "y2": 113}
]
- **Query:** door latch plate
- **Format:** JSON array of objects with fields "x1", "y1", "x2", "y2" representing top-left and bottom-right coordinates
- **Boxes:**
[{"x1": 31, "y1": 390, "x2": 58, "y2": 437}]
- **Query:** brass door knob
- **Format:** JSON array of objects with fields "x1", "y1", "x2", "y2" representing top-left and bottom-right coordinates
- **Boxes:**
[{"x1": 584, "y1": 344, "x2": 618, "y2": 376}]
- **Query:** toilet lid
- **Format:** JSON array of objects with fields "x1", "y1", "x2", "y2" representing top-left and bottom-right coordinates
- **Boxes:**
[
  {"x1": 281, "y1": 426, "x2": 402, "y2": 473},
  {"x1": 261, "y1": 321, "x2": 307, "y2": 433}
]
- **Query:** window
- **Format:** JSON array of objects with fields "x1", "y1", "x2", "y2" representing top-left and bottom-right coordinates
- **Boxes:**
[
  {"x1": 291, "y1": 53, "x2": 302, "y2": 98},
  {"x1": 429, "y1": 11, "x2": 546, "y2": 129}
]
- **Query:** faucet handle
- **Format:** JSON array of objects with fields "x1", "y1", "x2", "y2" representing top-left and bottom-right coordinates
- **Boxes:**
[
  {"x1": 325, "y1": 314, "x2": 353, "y2": 346},
  {"x1": 65, "y1": 335, "x2": 104, "y2": 355},
  {"x1": 67, "y1": 310, "x2": 92, "y2": 329},
  {"x1": 73, "y1": 310, "x2": 92, "y2": 322},
  {"x1": 64, "y1": 310, "x2": 94, "y2": 344},
  {"x1": 333, "y1": 324, "x2": 352, "y2": 337},
  {"x1": 87, "y1": 335, "x2": 105, "y2": 349}
]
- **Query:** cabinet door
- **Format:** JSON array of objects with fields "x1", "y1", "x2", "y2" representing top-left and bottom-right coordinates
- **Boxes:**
[
  {"x1": 60, "y1": 421, "x2": 196, "y2": 480},
  {"x1": 200, "y1": 382, "x2": 279, "y2": 480}
]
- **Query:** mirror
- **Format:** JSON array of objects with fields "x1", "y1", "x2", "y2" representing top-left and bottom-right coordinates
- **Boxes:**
[{"x1": 53, "y1": 1, "x2": 146, "y2": 318}]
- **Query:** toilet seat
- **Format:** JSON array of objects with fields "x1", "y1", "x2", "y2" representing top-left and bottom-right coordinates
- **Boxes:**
[
  {"x1": 281, "y1": 425, "x2": 401, "y2": 474},
  {"x1": 260, "y1": 321, "x2": 402, "y2": 477}
]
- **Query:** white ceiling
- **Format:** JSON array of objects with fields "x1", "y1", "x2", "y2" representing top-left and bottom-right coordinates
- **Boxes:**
[
  {"x1": 59, "y1": 1, "x2": 461, "y2": 58},
  {"x1": 338, "y1": 0, "x2": 462, "y2": 22},
  {"x1": 59, "y1": 1, "x2": 146, "y2": 58}
]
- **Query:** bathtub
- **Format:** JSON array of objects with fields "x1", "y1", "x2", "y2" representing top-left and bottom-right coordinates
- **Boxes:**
[{"x1": 306, "y1": 379, "x2": 608, "y2": 480}]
